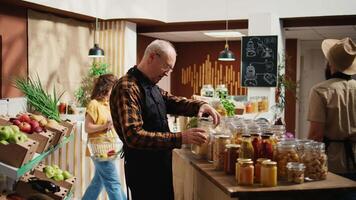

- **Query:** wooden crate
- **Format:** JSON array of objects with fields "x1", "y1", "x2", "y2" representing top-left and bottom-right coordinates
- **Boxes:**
[
  {"x1": 60, "y1": 121, "x2": 75, "y2": 137},
  {"x1": 46, "y1": 126, "x2": 67, "y2": 147},
  {"x1": 15, "y1": 173, "x2": 69, "y2": 200},
  {"x1": 0, "y1": 139, "x2": 38, "y2": 168},
  {"x1": 33, "y1": 163, "x2": 76, "y2": 190}
]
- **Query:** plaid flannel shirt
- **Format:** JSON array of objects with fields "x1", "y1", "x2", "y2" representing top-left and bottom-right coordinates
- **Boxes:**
[{"x1": 110, "y1": 70, "x2": 206, "y2": 150}]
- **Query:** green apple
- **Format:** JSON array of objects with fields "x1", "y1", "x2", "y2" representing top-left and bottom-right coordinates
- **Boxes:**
[
  {"x1": 44, "y1": 166, "x2": 54, "y2": 173},
  {"x1": 8, "y1": 134, "x2": 19, "y2": 144},
  {"x1": 9, "y1": 125, "x2": 20, "y2": 134},
  {"x1": 62, "y1": 170, "x2": 72, "y2": 180},
  {"x1": 18, "y1": 133, "x2": 28, "y2": 143},
  {"x1": 53, "y1": 173, "x2": 64, "y2": 181},
  {"x1": 0, "y1": 129, "x2": 10, "y2": 141},
  {"x1": 0, "y1": 140, "x2": 9, "y2": 145},
  {"x1": 0, "y1": 126, "x2": 14, "y2": 140},
  {"x1": 52, "y1": 164, "x2": 60, "y2": 171},
  {"x1": 45, "y1": 169, "x2": 56, "y2": 178}
]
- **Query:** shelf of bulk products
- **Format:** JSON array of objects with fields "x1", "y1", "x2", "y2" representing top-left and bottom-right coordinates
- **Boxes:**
[
  {"x1": 173, "y1": 148, "x2": 356, "y2": 200},
  {"x1": 0, "y1": 133, "x2": 74, "y2": 180}
]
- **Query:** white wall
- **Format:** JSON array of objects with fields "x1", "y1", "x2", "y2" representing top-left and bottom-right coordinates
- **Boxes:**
[
  {"x1": 123, "y1": 21, "x2": 137, "y2": 74},
  {"x1": 24, "y1": 0, "x2": 356, "y2": 21}
]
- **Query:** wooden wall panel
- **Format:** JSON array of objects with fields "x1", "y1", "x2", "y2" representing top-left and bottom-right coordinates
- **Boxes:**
[
  {"x1": 285, "y1": 39, "x2": 298, "y2": 134},
  {"x1": 0, "y1": 3, "x2": 28, "y2": 98},
  {"x1": 172, "y1": 41, "x2": 246, "y2": 98}
]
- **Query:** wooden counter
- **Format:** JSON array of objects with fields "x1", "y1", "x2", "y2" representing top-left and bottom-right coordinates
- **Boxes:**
[{"x1": 173, "y1": 148, "x2": 356, "y2": 200}]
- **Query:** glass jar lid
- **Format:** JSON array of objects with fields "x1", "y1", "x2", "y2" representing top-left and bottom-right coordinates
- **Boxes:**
[
  {"x1": 225, "y1": 144, "x2": 240, "y2": 149},
  {"x1": 261, "y1": 134, "x2": 272, "y2": 139},
  {"x1": 256, "y1": 158, "x2": 271, "y2": 164},
  {"x1": 237, "y1": 158, "x2": 252, "y2": 163},
  {"x1": 262, "y1": 161, "x2": 277, "y2": 167},
  {"x1": 241, "y1": 134, "x2": 251, "y2": 138},
  {"x1": 286, "y1": 162, "x2": 305, "y2": 170}
]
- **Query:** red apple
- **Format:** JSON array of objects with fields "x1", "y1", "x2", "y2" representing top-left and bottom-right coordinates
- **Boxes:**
[
  {"x1": 11, "y1": 119, "x2": 21, "y2": 126},
  {"x1": 18, "y1": 122, "x2": 32, "y2": 134},
  {"x1": 29, "y1": 120, "x2": 40, "y2": 129},
  {"x1": 33, "y1": 126, "x2": 43, "y2": 133},
  {"x1": 17, "y1": 114, "x2": 31, "y2": 123}
]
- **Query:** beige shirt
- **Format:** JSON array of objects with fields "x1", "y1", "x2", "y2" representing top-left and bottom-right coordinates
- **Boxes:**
[{"x1": 308, "y1": 78, "x2": 356, "y2": 173}]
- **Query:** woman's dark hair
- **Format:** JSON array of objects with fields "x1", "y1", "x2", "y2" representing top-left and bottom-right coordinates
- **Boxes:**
[{"x1": 91, "y1": 74, "x2": 118, "y2": 101}]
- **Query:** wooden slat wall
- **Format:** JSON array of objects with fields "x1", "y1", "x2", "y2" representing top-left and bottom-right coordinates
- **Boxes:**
[{"x1": 94, "y1": 20, "x2": 126, "y2": 78}]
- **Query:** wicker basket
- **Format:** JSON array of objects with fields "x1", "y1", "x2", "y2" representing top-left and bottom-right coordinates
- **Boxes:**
[{"x1": 87, "y1": 136, "x2": 122, "y2": 161}]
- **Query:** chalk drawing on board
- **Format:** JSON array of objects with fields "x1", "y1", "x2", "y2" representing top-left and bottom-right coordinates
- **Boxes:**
[
  {"x1": 246, "y1": 40, "x2": 256, "y2": 57},
  {"x1": 250, "y1": 60, "x2": 274, "y2": 72},
  {"x1": 263, "y1": 73, "x2": 276, "y2": 85},
  {"x1": 244, "y1": 64, "x2": 258, "y2": 86}
]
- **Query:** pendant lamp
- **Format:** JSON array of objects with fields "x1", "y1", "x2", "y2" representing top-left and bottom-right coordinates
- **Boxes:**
[
  {"x1": 89, "y1": 18, "x2": 104, "y2": 58},
  {"x1": 218, "y1": 0, "x2": 235, "y2": 62}
]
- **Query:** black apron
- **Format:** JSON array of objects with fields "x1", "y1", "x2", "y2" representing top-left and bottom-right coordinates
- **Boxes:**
[
  {"x1": 323, "y1": 72, "x2": 356, "y2": 171},
  {"x1": 124, "y1": 67, "x2": 174, "y2": 200}
]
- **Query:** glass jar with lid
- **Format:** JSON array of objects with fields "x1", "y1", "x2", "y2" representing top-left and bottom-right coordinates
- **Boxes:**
[
  {"x1": 215, "y1": 84, "x2": 228, "y2": 99},
  {"x1": 251, "y1": 133, "x2": 261, "y2": 162},
  {"x1": 302, "y1": 142, "x2": 327, "y2": 180},
  {"x1": 207, "y1": 132, "x2": 221, "y2": 163},
  {"x1": 200, "y1": 84, "x2": 215, "y2": 97},
  {"x1": 191, "y1": 117, "x2": 212, "y2": 159},
  {"x1": 261, "y1": 161, "x2": 277, "y2": 187},
  {"x1": 235, "y1": 158, "x2": 252, "y2": 182},
  {"x1": 230, "y1": 120, "x2": 246, "y2": 144},
  {"x1": 270, "y1": 125, "x2": 286, "y2": 142},
  {"x1": 255, "y1": 158, "x2": 270, "y2": 183},
  {"x1": 275, "y1": 141, "x2": 300, "y2": 180},
  {"x1": 213, "y1": 135, "x2": 231, "y2": 170},
  {"x1": 286, "y1": 162, "x2": 305, "y2": 184},
  {"x1": 239, "y1": 134, "x2": 254, "y2": 160},
  {"x1": 296, "y1": 139, "x2": 312, "y2": 158},
  {"x1": 260, "y1": 134, "x2": 274, "y2": 160},
  {"x1": 224, "y1": 144, "x2": 240, "y2": 175},
  {"x1": 238, "y1": 160, "x2": 254, "y2": 186}
]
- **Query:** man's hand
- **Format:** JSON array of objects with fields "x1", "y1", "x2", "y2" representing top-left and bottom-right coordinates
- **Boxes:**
[
  {"x1": 181, "y1": 128, "x2": 208, "y2": 145},
  {"x1": 198, "y1": 103, "x2": 221, "y2": 125}
]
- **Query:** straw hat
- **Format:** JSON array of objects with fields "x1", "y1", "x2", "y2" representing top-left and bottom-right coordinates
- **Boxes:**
[{"x1": 321, "y1": 37, "x2": 356, "y2": 75}]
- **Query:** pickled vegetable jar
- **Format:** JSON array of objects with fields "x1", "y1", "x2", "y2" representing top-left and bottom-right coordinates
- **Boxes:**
[
  {"x1": 286, "y1": 162, "x2": 305, "y2": 184},
  {"x1": 215, "y1": 84, "x2": 228, "y2": 99},
  {"x1": 239, "y1": 134, "x2": 254, "y2": 159},
  {"x1": 251, "y1": 133, "x2": 262, "y2": 162},
  {"x1": 260, "y1": 134, "x2": 273, "y2": 160}
]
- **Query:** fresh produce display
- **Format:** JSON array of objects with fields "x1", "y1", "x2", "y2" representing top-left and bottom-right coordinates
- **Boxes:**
[
  {"x1": 9, "y1": 114, "x2": 45, "y2": 134},
  {"x1": 43, "y1": 165, "x2": 73, "y2": 181},
  {"x1": 0, "y1": 125, "x2": 28, "y2": 145}
]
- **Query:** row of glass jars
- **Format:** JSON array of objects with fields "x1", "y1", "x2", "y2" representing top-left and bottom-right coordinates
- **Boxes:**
[{"x1": 200, "y1": 84, "x2": 228, "y2": 99}]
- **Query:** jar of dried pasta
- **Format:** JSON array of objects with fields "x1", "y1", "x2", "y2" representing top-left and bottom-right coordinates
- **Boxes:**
[
  {"x1": 275, "y1": 141, "x2": 299, "y2": 180},
  {"x1": 302, "y1": 142, "x2": 328, "y2": 181}
]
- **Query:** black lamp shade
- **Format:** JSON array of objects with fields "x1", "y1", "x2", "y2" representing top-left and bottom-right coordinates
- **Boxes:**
[
  {"x1": 88, "y1": 43, "x2": 105, "y2": 58},
  {"x1": 218, "y1": 45, "x2": 236, "y2": 61}
]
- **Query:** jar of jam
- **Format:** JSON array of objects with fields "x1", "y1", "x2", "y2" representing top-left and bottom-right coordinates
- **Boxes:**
[
  {"x1": 275, "y1": 141, "x2": 300, "y2": 180},
  {"x1": 238, "y1": 160, "x2": 254, "y2": 186},
  {"x1": 255, "y1": 158, "x2": 270, "y2": 183},
  {"x1": 235, "y1": 158, "x2": 252, "y2": 182},
  {"x1": 286, "y1": 162, "x2": 305, "y2": 184},
  {"x1": 213, "y1": 135, "x2": 231, "y2": 170},
  {"x1": 261, "y1": 161, "x2": 277, "y2": 187},
  {"x1": 260, "y1": 134, "x2": 273, "y2": 160},
  {"x1": 224, "y1": 144, "x2": 240, "y2": 175},
  {"x1": 239, "y1": 134, "x2": 254, "y2": 160}
]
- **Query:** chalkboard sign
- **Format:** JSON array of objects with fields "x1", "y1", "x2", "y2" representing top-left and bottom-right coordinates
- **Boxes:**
[{"x1": 241, "y1": 36, "x2": 278, "y2": 87}]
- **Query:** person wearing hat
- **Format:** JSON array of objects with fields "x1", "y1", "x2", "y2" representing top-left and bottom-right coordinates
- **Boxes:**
[{"x1": 307, "y1": 37, "x2": 356, "y2": 179}]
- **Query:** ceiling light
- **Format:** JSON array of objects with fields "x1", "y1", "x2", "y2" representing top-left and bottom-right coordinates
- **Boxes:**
[
  {"x1": 88, "y1": 18, "x2": 105, "y2": 58},
  {"x1": 204, "y1": 31, "x2": 244, "y2": 38}
]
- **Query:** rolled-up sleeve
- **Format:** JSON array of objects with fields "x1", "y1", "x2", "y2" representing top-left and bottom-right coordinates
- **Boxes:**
[{"x1": 307, "y1": 87, "x2": 326, "y2": 123}]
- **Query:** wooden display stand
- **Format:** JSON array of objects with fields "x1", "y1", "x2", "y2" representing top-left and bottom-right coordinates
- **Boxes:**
[
  {"x1": 46, "y1": 126, "x2": 67, "y2": 147},
  {"x1": 33, "y1": 163, "x2": 76, "y2": 190},
  {"x1": 59, "y1": 121, "x2": 75, "y2": 137},
  {"x1": 15, "y1": 173, "x2": 69, "y2": 200},
  {"x1": 0, "y1": 139, "x2": 38, "y2": 168}
]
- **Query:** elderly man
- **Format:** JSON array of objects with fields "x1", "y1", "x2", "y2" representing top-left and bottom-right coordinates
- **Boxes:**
[
  {"x1": 110, "y1": 39, "x2": 220, "y2": 200},
  {"x1": 308, "y1": 37, "x2": 356, "y2": 179}
]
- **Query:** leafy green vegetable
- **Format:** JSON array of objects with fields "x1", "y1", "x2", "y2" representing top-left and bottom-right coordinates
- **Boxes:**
[
  {"x1": 14, "y1": 75, "x2": 63, "y2": 122},
  {"x1": 220, "y1": 99, "x2": 235, "y2": 117}
]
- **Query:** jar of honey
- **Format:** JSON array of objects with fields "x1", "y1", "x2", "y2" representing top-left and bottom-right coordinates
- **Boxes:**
[{"x1": 261, "y1": 160, "x2": 277, "y2": 187}]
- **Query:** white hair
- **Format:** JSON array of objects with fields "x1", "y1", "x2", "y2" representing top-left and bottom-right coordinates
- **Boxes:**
[{"x1": 143, "y1": 39, "x2": 177, "y2": 59}]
